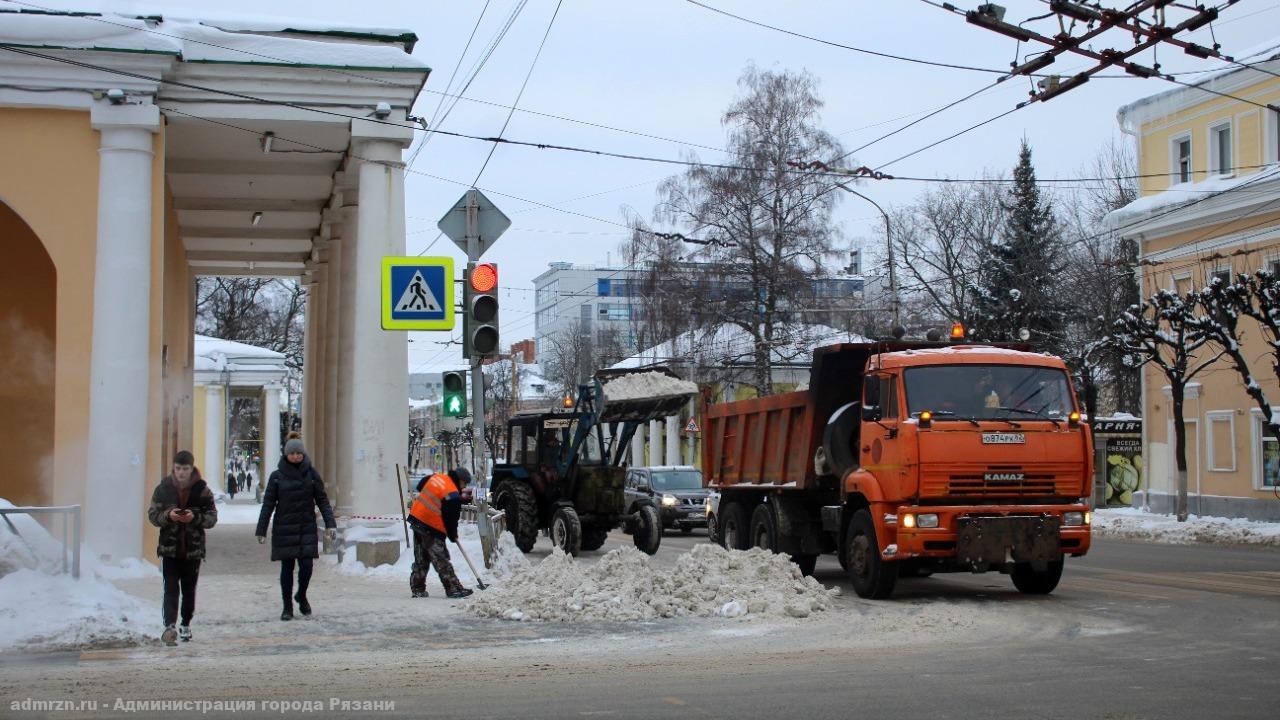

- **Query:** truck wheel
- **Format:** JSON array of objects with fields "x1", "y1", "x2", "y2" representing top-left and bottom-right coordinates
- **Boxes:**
[
  {"x1": 791, "y1": 554, "x2": 818, "y2": 577},
  {"x1": 580, "y1": 523, "x2": 610, "y2": 552},
  {"x1": 633, "y1": 505, "x2": 662, "y2": 555},
  {"x1": 493, "y1": 480, "x2": 539, "y2": 553},
  {"x1": 551, "y1": 506, "x2": 583, "y2": 557},
  {"x1": 1011, "y1": 559, "x2": 1064, "y2": 595},
  {"x1": 720, "y1": 501, "x2": 750, "y2": 551},
  {"x1": 844, "y1": 508, "x2": 897, "y2": 599},
  {"x1": 750, "y1": 503, "x2": 778, "y2": 552}
]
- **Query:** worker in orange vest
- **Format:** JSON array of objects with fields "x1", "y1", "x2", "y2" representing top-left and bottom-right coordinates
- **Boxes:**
[{"x1": 407, "y1": 468, "x2": 473, "y2": 599}]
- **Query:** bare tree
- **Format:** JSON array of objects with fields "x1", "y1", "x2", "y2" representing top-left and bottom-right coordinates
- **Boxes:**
[
  {"x1": 483, "y1": 359, "x2": 516, "y2": 463},
  {"x1": 1114, "y1": 290, "x2": 1222, "y2": 521},
  {"x1": 654, "y1": 65, "x2": 844, "y2": 395},
  {"x1": 1194, "y1": 272, "x2": 1280, "y2": 445},
  {"x1": 543, "y1": 320, "x2": 595, "y2": 394},
  {"x1": 890, "y1": 179, "x2": 1004, "y2": 329}
]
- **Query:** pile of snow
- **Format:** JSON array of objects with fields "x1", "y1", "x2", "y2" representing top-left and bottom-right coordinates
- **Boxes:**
[
  {"x1": 602, "y1": 372, "x2": 697, "y2": 401},
  {"x1": 1093, "y1": 508, "x2": 1280, "y2": 547},
  {"x1": 0, "y1": 499, "x2": 156, "y2": 651},
  {"x1": 214, "y1": 499, "x2": 266, "y2": 525},
  {"x1": 468, "y1": 544, "x2": 838, "y2": 622}
]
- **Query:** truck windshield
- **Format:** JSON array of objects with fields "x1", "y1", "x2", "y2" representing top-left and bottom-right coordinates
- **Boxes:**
[
  {"x1": 903, "y1": 364, "x2": 1076, "y2": 421},
  {"x1": 650, "y1": 470, "x2": 703, "y2": 491}
]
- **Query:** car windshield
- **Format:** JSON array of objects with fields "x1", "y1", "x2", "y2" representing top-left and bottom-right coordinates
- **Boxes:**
[
  {"x1": 903, "y1": 364, "x2": 1076, "y2": 421},
  {"x1": 650, "y1": 470, "x2": 703, "y2": 491}
]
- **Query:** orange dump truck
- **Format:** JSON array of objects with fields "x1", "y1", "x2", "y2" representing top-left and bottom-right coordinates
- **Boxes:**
[{"x1": 703, "y1": 341, "x2": 1093, "y2": 599}]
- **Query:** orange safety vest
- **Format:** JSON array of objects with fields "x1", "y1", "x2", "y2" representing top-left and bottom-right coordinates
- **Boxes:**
[{"x1": 409, "y1": 473, "x2": 458, "y2": 535}]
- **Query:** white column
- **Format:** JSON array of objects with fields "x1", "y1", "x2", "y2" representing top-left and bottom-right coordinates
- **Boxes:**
[
  {"x1": 84, "y1": 101, "x2": 160, "y2": 561},
  {"x1": 204, "y1": 384, "x2": 225, "y2": 491},
  {"x1": 631, "y1": 425, "x2": 646, "y2": 467},
  {"x1": 648, "y1": 419, "x2": 662, "y2": 466},
  {"x1": 334, "y1": 211, "x2": 357, "y2": 513},
  {"x1": 323, "y1": 238, "x2": 343, "y2": 504},
  {"x1": 301, "y1": 271, "x2": 318, "y2": 447},
  {"x1": 666, "y1": 415, "x2": 681, "y2": 465},
  {"x1": 263, "y1": 384, "x2": 282, "y2": 475},
  {"x1": 308, "y1": 255, "x2": 328, "y2": 474},
  {"x1": 342, "y1": 119, "x2": 412, "y2": 516}
]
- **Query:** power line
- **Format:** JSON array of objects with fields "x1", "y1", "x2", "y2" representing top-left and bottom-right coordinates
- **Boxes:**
[{"x1": 409, "y1": 0, "x2": 493, "y2": 167}]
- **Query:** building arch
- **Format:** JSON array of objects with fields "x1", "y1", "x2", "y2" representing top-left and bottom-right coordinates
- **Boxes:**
[{"x1": 0, "y1": 198, "x2": 57, "y2": 506}]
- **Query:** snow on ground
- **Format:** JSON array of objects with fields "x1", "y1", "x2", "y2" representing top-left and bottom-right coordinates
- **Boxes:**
[
  {"x1": 1093, "y1": 508, "x2": 1280, "y2": 547},
  {"x1": 0, "y1": 498, "x2": 156, "y2": 651},
  {"x1": 468, "y1": 543, "x2": 839, "y2": 622},
  {"x1": 215, "y1": 498, "x2": 266, "y2": 525}
]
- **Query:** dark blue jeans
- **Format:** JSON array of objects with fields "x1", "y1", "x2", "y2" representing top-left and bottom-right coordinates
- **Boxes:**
[{"x1": 279, "y1": 557, "x2": 313, "y2": 606}]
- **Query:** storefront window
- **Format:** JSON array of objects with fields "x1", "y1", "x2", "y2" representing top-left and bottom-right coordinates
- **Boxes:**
[{"x1": 1262, "y1": 435, "x2": 1280, "y2": 488}]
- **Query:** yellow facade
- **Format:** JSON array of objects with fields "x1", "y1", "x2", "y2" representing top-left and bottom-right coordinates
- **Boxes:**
[
  {"x1": 1121, "y1": 67, "x2": 1280, "y2": 518},
  {"x1": 0, "y1": 107, "x2": 194, "y2": 556}
]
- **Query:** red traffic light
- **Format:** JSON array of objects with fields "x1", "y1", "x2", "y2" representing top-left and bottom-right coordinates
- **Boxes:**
[{"x1": 470, "y1": 263, "x2": 497, "y2": 293}]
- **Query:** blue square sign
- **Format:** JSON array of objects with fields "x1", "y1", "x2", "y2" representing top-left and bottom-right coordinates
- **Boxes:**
[{"x1": 381, "y1": 256, "x2": 455, "y2": 330}]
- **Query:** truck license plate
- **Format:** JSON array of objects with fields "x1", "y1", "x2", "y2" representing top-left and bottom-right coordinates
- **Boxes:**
[{"x1": 982, "y1": 432, "x2": 1025, "y2": 444}]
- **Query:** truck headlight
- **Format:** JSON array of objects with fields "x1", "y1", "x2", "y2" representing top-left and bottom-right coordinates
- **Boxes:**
[
  {"x1": 917, "y1": 513, "x2": 939, "y2": 529},
  {"x1": 1063, "y1": 511, "x2": 1085, "y2": 527},
  {"x1": 662, "y1": 494, "x2": 678, "y2": 507},
  {"x1": 901, "y1": 513, "x2": 916, "y2": 529}
]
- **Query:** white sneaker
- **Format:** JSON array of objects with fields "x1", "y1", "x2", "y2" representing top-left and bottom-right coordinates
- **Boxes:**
[
  {"x1": 161, "y1": 625, "x2": 177, "y2": 646},
  {"x1": 178, "y1": 625, "x2": 192, "y2": 642}
]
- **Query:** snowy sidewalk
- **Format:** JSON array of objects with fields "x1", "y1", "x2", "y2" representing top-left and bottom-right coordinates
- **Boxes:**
[{"x1": 1093, "y1": 507, "x2": 1280, "y2": 547}]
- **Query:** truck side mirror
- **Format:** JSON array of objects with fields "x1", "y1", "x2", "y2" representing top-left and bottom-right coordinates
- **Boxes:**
[{"x1": 862, "y1": 405, "x2": 882, "y2": 422}]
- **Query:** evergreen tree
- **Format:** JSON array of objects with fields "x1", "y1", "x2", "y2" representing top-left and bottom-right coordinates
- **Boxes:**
[{"x1": 969, "y1": 141, "x2": 1071, "y2": 355}]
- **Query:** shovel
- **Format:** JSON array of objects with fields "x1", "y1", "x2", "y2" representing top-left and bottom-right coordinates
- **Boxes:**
[{"x1": 453, "y1": 539, "x2": 488, "y2": 590}]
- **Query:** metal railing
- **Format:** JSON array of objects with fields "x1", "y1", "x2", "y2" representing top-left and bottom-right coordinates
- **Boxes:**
[{"x1": 0, "y1": 505, "x2": 81, "y2": 579}]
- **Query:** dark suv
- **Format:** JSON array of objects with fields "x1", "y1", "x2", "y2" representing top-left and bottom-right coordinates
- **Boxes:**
[{"x1": 624, "y1": 466, "x2": 710, "y2": 534}]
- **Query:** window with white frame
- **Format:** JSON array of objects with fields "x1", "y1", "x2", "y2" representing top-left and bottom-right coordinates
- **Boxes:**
[
  {"x1": 1206, "y1": 411, "x2": 1235, "y2": 471},
  {"x1": 1171, "y1": 134, "x2": 1192, "y2": 183},
  {"x1": 1253, "y1": 408, "x2": 1280, "y2": 489},
  {"x1": 1172, "y1": 272, "x2": 1194, "y2": 296},
  {"x1": 1209, "y1": 265, "x2": 1232, "y2": 286},
  {"x1": 1209, "y1": 120, "x2": 1233, "y2": 175},
  {"x1": 1268, "y1": 257, "x2": 1280, "y2": 277}
]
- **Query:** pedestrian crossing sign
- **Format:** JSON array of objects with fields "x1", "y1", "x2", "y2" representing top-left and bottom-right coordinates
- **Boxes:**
[{"x1": 381, "y1": 256, "x2": 455, "y2": 330}]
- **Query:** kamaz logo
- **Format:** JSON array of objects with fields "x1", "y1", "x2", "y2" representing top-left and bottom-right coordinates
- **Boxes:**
[{"x1": 984, "y1": 472, "x2": 1025, "y2": 482}]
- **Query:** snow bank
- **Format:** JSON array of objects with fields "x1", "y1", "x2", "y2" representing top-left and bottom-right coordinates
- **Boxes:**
[
  {"x1": 468, "y1": 544, "x2": 839, "y2": 622},
  {"x1": 215, "y1": 499, "x2": 266, "y2": 525},
  {"x1": 602, "y1": 372, "x2": 697, "y2": 401},
  {"x1": 0, "y1": 498, "x2": 156, "y2": 651},
  {"x1": 1093, "y1": 508, "x2": 1280, "y2": 547}
]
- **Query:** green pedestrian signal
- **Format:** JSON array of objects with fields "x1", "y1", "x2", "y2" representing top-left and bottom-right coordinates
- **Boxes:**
[{"x1": 442, "y1": 370, "x2": 466, "y2": 417}]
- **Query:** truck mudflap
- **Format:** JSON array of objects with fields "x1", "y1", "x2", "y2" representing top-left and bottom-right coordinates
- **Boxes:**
[{"x1": 955, "y1": 515, "x2": 1061, "y2": 572}]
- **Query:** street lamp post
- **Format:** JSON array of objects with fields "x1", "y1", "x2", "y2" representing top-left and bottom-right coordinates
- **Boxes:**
[{"x1": 836, "y1": 183, "x2": 900, "y2": 330}]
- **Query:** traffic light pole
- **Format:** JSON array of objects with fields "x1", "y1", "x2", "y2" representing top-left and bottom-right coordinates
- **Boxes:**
[{"x1": 464, "y1": 189, "x2": 486, "y2": 482}]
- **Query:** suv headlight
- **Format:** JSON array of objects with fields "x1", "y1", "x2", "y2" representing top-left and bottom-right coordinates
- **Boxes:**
[
  {"x1": 1063, "y1": 511, "x2": 1085, "y2": 527},
  {"x1": 661, "y1": 494, "x2": 678, "y2": 507}
]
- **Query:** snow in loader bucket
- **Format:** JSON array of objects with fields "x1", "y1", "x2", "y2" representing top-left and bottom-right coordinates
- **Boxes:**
[{"x1": 595, "y1": 369, "x2": 698, "y2": 423}]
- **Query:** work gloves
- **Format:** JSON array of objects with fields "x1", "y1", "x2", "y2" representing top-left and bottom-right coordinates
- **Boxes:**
[{"x1": 257, "y1": 535, "x2": 265, "y2": 544}]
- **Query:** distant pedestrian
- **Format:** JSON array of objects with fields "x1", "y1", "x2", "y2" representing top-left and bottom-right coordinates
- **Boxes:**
[
  {"x1": 407, "y1": 467, "x2": 474, "y2": 599},
  {"x1": 255, "y1": 432, "x2": 336, "y2": 621},
  {"x1": 147, "y1": 450, "x2": 217, "y2": 646}
]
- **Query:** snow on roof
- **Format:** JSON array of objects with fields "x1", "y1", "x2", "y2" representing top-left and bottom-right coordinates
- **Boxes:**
[
  {"x1": 1106, "y1": 166, "x2": 1280, "y2": 229},
  {"x1": 0, "y1": 6, "x2": 427, "y2": 71},
  {"x1": 1117, "y1": 40, "x2": 1280, "y2": 129},
  {"x1": 611, "y1": 323, "x2": 869, "y2": 370},
  {"x1": 194, "y1": 334, "x2": 287, "y2": 373}
]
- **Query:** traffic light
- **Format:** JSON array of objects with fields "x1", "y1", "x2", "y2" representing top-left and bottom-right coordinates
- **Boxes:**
[
  {"x1": 463, "y1": 262, "x2": 499, "y2": 358},
  {"x1": 442, "y1": 370, "x2": 466, "y2": 417}
]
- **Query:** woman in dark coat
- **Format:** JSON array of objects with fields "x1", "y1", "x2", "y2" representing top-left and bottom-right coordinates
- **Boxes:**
[{"x1": 255, "y1": 433, "x2": 337, "y2": 621}]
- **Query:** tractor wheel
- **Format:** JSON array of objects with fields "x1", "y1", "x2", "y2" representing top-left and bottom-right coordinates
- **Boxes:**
[
  {"x1": 551, "y1": 506, "x2": 583, "y2": 557},
  {"x1": 633, "y1": 505, "x2": 662, "y2": 555},
  {"x1": 844, "y1": 508, "x2": 897, "y2": 599},
  {"x1": 1011, "y1": 558, "x2": 1064, "y2": 595},
  {"x1": 493, "y1": 480, "x2": 539, "y2": 553},
  {"x1": 580, "y1": 523, "x2": 610, "y2": 552},
  {"x1": 719, "y1": 501, "x2": 750, "y2": 551}
]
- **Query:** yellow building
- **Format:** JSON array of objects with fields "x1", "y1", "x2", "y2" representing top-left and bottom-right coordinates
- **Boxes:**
[
  {"x1": 0, "y1": 8, "x2": 428, "y2": 560},
  {"x1": 1111, "y1": 43, "x2": 1280, "y2": 520}
]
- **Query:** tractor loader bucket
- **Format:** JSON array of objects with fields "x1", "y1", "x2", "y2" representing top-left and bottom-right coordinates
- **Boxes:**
[{"x1": 594, "y1": 367, "x2": 698, "y2": 424}]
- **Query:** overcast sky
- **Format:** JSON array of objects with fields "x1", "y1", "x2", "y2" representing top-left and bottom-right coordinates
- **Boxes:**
[{"x1": 13, "y1": 1, "x2": 1279, "y2": 372}]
